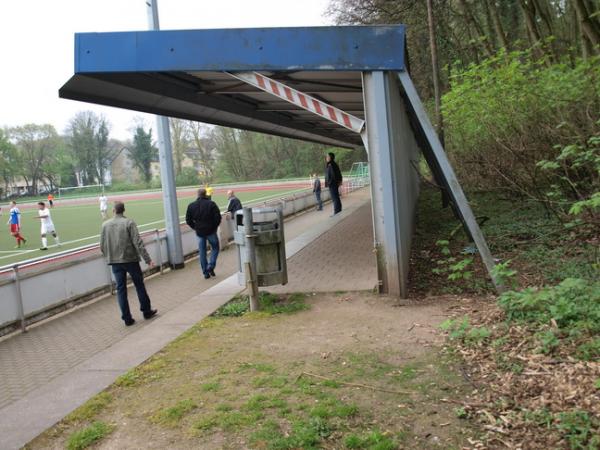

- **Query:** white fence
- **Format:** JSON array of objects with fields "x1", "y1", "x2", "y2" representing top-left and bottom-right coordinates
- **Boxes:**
[{"x1": 0, "y1": 188, "x2": 341, "y2": 336}]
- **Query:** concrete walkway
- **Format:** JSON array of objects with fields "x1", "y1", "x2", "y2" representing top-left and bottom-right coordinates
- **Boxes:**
[{"x1": 0, "y1": 189, "x2": 375, "y2": 449}]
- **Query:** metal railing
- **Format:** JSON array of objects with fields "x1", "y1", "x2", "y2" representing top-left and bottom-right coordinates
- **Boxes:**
[{"x1": 0, "y1": 184, "x2": 367, "y2": 336}]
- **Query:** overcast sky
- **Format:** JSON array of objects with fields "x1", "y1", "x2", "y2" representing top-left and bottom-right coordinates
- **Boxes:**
[{"x1": 0, "y1": 0, "x2": 331, "y2": 140}]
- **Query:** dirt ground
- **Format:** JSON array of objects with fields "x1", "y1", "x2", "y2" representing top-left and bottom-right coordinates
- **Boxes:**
[{"x1": 26, "y1": 292, "x2": 479, "y2": 450}]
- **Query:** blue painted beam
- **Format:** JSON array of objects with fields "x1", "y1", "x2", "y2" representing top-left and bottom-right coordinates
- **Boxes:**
[{"x1": 74, "y1": 26, "x2": 405, "y2": 73}]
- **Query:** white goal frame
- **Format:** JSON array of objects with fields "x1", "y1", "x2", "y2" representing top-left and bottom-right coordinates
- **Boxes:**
[{"x1": 57, "y1": 184, "x2": 105, "y2": 199}]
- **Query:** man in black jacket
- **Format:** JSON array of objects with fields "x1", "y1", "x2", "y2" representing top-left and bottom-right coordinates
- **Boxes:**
[
  {"x1": 325, "y1": 152, "x2": 343, "y2": 215},
  {"x1": 185, "y1": 188, "x2": 222, "y2": 279}
]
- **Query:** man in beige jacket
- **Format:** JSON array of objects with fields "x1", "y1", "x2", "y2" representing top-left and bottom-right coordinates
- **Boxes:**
[{"x1": 100, "y1": 201, "x2": 157, "y2": 326}]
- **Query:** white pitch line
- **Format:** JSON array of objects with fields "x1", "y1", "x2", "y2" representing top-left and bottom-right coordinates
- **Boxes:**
[{"x1": 0, "y1": 188, "x2": 308, "y2": 261}]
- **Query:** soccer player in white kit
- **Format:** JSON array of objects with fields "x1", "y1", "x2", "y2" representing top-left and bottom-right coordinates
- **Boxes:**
[
  {"x1": 99, "y1": 194, "x2": 108, "y2": 219},
  {"x1": 35, "y1": 201, "x2": 60, "y2": 250}
]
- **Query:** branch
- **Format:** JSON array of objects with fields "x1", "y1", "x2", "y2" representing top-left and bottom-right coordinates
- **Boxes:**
[{"x1": 297, "y1": 371, "x2": 414, "y2": 395}]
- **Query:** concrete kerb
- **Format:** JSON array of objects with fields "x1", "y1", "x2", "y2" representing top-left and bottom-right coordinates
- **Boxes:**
[{"x1": 0, "y1": 193, "x2": 371, "y2": 450}]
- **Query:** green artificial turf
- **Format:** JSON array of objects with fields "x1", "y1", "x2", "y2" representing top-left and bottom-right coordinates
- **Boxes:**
[{"x1": 0, "y1": 186, "x2": 306, "y2": 267}]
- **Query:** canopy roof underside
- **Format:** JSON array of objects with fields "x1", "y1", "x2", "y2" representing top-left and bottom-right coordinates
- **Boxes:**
[{"x1": 59, "y1": 25, "x2": 406, "y2": 148}]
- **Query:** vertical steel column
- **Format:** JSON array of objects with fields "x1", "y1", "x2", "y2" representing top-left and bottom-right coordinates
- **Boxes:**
[
  {"x1": 12, "y1": 265, "x2": 26, "y2": 333},
  {"x1": 363, "y1": 72, "x2": 420, "y2": 298},
  {"x1": 154, "y1": 229, "x2": 164, "y2": 274},
  {"x1": 146, "y1": 0, "x2": 184, "y2": 269},
  {"x1": 106, "y1": 264, "x2": 114, "y2": 295},
  {"x1": 242, "y1": 208, "x2": 260, "y2": 311}
]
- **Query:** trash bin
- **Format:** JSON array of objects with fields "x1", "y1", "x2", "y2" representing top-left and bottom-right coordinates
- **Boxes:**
[{"x1": 234, "y1": 207, "x2": 287, "y2": 287}]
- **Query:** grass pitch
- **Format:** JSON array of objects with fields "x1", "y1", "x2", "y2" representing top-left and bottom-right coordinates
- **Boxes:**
[{"x1": 0, "y1": 186, "x2": 306, "y2": 267}]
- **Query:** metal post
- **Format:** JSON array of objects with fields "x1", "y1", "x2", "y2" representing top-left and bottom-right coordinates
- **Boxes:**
[
  {"x1": 106, "y1": 264, "x2": 114, "y2": 295},
  {"x1": 146, "y1": 0, "x2": 184, "y2": 269},
  {"x1": 242, "y1": 207, "x2": 260, "y2": 311},
  {"x1": 363, "y1": 71, "x2": 421, "y2": 298},
  {"x1": 155, "y1": 229, "x2": 164, "y2": 274},
  {"x1": 12, "y1": 265, "x2": 26, "y2": 333}
]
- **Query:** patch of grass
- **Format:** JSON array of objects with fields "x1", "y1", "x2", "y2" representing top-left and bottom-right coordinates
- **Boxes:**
[
  {"x1": 556, "y1": 410, "x2": 600, "y2": 449},
  {"x1": 253, "y1": 375, "x2": 288, "y2": 388},
  {"x1": 152, "y1": 399, "x2": 197, "y2": 426},
  {"x1": 237, "y1": 361, "x2": 276, "y2": 373},
  {"x1": 114, "y1": 369, "x2": 141, "y2": 387},
  {"x1": 65, "y1": 392, "x2": 112, "y2": 423},
  {"x1": 259, "y1": 292, "x2": 309, "y2": 314},
  {"x1": 213, "y1": 296, "x2": 248, "y2": 317},
  {"x1": 114, "y1": 357, "x2": 168, "y2": 387},
  {"x1": 214, "y1": 292, "x2": 309, "y2": 317},
  {"x1": 215, "y1": 403, "x2": 233, "y2": 412},
  {"x1": 200, "y1": 381, "x2": 221, "y2": 392},
  {"x1": 192, "y1": 410, "x2": 263, "y2": 433},
  {"x1": 66, "y1": 421, "x2": 114, "y2": 450},
  {"x1": 343, "y1": 430, "x2": 397, "y2": 449},
  {"x1": 250, "y1": 417, "x2": 331, "y2": 449}
]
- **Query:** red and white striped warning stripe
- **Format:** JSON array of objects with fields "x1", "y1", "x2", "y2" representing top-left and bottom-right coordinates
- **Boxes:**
[{"x1": 227, "y1": 72, "x2": 365, "y2": 134}]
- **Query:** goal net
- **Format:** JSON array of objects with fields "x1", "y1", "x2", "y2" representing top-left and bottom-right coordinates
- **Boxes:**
[
  {"x1": 58, "y1": 184, "x2": 105, "y2": 199},
  {"x1": 347, "y1": 162, "x2": 370, "y2": 190}
]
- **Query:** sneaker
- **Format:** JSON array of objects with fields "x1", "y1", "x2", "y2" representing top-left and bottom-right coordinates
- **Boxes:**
[
  {"x1": 40, "y1": 247, "x2": 48, "y2": 251},
  {"x1": 209, "y1": 268, "x2": 216, "y2": 277},
  {"x1": 124, "y1": 318, "x2": 135, "y2": 326},
  {"x1": 204, "y1": 273, "x2": 211, "y2": 279},
  {"x1": 143, "y1": 309, "x2": 158, "y2": 320}
]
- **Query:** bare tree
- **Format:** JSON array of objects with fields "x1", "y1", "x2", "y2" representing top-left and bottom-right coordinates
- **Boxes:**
[
  {"x1": 169, "y1": 118, "x2": 190, "y2": 175},
  {"x1": 187, "y1": 122, "x2": 215, "y2": 181},
  {"x1": 426, "y1": 0, "x2": 444, "y2": 145}
]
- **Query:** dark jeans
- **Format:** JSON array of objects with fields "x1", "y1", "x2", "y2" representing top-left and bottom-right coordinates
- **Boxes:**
[
  {"x1": 329, "y1": 185, "x2": 342, "y2": 214},
  {"x1": 314, "y1": 190, "x2": 323, "y2": 210},
  {"x1": 198, "y1": 233, "x2": 220, "y2": 275},
  {"x1": 111, "y1": 262, "x2": 152, "y2": 322}
]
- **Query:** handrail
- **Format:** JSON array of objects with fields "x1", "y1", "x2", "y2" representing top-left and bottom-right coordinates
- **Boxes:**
[{"x1": 0, "y1": 187, "x2": 311, "y2": 274}]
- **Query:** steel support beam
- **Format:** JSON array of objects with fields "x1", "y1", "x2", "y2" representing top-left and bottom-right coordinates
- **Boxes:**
[
  {"x1": 147, "y1": 0, "x2": 184, "y2": 269},
  {"x1": 396, "y1": 71, "x2": 501, "y2": 291},
  {"x1": 363, "y1": 72, "x2": 420, "y2": 298}
]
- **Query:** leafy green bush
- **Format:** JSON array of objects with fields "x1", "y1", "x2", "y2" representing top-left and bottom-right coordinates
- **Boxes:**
[
  {"x1": 440, "y1": 317, "x2": 491, "y2": 345},
  {"x1": 498, "y1": 278, "x2": 600, "y2": 357},
  {"x1": 443, "y1": 50, "x2": 599, "y2": 220}
]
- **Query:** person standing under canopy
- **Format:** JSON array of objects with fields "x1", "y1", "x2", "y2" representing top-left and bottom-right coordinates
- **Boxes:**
[{"x1": 325, "y1": 152, "x2": 343, "y2": 216}]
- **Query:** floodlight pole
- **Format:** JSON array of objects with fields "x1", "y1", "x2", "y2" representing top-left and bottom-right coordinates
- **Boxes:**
[{"x1": 146, "y1": 0, "x2": 184, "y2": 269}]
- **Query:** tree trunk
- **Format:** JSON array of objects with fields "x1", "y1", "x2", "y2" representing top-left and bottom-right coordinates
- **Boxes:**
[
  {"x1": 485, "y1": 0, "x2": 510, "y2": 49},
  {"x1": 518, "y1": 0, "x2": 549, "y2": 59},
  {"x1": 519, "y1": 0, "x2": 542, "y2": 43},
  {"x1": 458, "y1": 0, "x2": 495, "y2": 56},
  {"x1": 573, "y1": 0, "x2": 600, "y2": 48},
  {"x1": 426, "y1": 0, "x2": 445, "y2": 145}
]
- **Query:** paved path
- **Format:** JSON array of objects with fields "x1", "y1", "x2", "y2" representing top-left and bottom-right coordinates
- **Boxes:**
[
  {"x1": 0, "y1": 189, "x2": 375, "y2": 449},
  {"x1": 271, "y1": 201, "x2": 376, "y2": 293}
]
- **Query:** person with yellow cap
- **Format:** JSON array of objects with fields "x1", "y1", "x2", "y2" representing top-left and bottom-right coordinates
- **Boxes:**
[{"x1": 205, "y1": 184, "x2": 214, "y2": 200}]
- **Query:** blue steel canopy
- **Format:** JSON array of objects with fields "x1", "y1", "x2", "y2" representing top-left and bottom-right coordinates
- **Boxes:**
[{"x1": 59, "y1": 25, "x2": 406, "y2": 148}]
